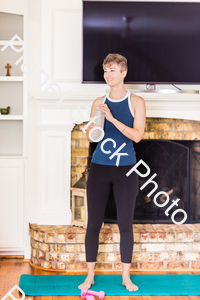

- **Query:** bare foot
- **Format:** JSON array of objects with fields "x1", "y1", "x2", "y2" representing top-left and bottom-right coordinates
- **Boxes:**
[
  {"x1": 122, "y1": 277, "x2": 139, "y2": 292},
  {"x1": 78, "y1": 275, "x2": 95, "y2": 289}
]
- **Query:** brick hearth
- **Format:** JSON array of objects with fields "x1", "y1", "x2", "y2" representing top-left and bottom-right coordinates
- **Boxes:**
[{"x1": 29, "y1": 223, "x2": 200, "y2": 271}]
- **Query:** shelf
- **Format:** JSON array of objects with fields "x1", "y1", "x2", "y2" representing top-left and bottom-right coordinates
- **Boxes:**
[
  {"x1": 0, "y1": 115, "x2": 23, "y2": 120},
  {"x1": 0, "y1": 76, "x2": 23, "y2": 81},
  {"x1": 0, "y1": 40, "x2": 23, "y2": 46},
  {"x1": 0, "y1": 155, "x2": 26, "y2": 159}
]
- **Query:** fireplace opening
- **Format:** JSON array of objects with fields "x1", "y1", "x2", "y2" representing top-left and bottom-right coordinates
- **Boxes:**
[{"x1": 87, "y1": 140, "x2": 200, "y2": 224}]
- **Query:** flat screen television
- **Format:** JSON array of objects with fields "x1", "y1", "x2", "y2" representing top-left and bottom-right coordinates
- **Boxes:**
[{"x1": 82, "y1": 1, "x2": 200, "y2": 84}]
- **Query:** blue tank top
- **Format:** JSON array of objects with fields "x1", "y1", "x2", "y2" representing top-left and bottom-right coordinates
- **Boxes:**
[{"x1": 91, "y1": 90, "x2": 137, "y2": 166}]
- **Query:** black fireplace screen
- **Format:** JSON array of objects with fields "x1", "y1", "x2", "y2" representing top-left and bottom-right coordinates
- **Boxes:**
[
  {"x1": 88, "y1": 140, "x2": 200, "y2": 224},
  {"x1": 190, "y1": 149, "x2": 200, "y2": 222}
]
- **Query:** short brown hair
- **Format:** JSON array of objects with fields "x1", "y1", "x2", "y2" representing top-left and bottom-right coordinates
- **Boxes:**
[{"x1": 102, "y1": 53, "x2": 128, "y2": 73}]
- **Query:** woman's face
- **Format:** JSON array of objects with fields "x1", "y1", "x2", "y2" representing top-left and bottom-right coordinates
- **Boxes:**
[{"x1": 103, "y1": 63, "x2": 126, "y2": 87}]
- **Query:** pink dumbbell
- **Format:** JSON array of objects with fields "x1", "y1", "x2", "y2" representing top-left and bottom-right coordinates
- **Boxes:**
[{"x1": 81, "y1": 287, "x2": 105, "y2": 299}]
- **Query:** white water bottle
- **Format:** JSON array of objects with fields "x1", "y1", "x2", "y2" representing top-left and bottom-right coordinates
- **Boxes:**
[{"x1": 90, "y1": 106, "x2": 105, "y2": 141}]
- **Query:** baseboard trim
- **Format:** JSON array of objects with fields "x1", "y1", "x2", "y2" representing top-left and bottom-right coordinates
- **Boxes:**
[
  {"x1": 0, "y1": 255, "x2": 24, "y2": 259},
  {"x1": 28, "y1": 262, "x2": 200, "y2": 274}
]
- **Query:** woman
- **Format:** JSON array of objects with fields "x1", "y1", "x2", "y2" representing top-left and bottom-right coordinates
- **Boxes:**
[{"x1": 78, "y1": 53, "x2": 146, "y2": 292}]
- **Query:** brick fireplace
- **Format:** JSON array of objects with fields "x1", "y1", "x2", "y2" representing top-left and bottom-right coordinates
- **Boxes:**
[
  {"x1": 71, "y1": 117, "x2": 200, "y2": 186},
  {"x1": 71, "y1": 117, "x2": 200, "y2": 225},
  {"x1": 30, "y1": 115, "x2": 200, "y2": 271}
]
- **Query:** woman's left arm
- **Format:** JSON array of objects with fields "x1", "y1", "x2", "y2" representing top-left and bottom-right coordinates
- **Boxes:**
[{"x1": 98, "y1": 94, "x2": 146, "y2": 143}]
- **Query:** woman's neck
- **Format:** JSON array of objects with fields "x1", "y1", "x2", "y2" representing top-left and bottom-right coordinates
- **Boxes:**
[{"x1": 109, "y1": 86, "x2": 127, "y2": 100}]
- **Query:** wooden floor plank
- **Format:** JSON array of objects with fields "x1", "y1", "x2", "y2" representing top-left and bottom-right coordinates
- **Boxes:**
[{"x1": 0, "y1": 258, "x2": 200, "y2": 300}]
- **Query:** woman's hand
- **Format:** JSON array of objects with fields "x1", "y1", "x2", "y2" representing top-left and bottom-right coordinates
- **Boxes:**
[
  {"x1": 89, "y1": 122, "x2": 98, "y2": 134},
  {"x1": 98, "y1": 104, "x2": 115, "y2": 123},
  {"x1": 87, "y1": 122, "x2": 100, "y2": 142}
]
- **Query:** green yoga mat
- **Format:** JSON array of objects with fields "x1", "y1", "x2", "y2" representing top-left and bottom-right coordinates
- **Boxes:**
[{"x1": 19, "y1": 274, "x2": 200, "y2": 296}]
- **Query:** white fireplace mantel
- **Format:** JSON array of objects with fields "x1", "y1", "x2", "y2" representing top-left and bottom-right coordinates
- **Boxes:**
[
  {"x1": 28, "y1": 91, "x2": 200, "y2": 225},
  {"x1": 31, "y1": 90, "x2": 200, "y2": 122}
]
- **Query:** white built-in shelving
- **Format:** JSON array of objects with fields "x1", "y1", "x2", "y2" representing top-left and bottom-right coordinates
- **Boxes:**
[
  {"x1": 0, "y1": 115, "x2": 23, "y2": 120},
  {"x1": 0, "y1": 11, "x2": 25, "y2": 156},
  {"x1": 0, "y1": 40, "x2": 23, "y2": 46},
  {"x1": 0, "y1": 76, "x2": 23, "y2": 81},
  {"x1": 0, "y1": 8, "x2": 26, "y2": 255}
]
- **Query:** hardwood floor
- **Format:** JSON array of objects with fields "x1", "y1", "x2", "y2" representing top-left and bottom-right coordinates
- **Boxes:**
[{"x1": 0, "y1": 258, "x2": 200, "y2": 300}]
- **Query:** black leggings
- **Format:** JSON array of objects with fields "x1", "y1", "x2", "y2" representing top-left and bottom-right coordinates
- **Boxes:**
[{"x1": 85, "y1": 162, "x2": 139, "y2": 264}]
